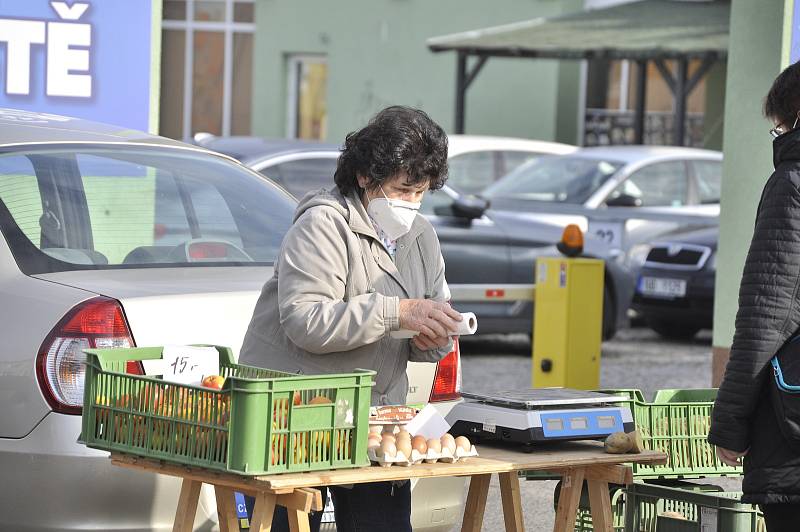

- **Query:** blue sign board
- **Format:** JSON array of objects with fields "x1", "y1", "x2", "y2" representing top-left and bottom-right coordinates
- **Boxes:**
[{"x1": 0, "y1": 1, "x2": 159, "y2": 132}]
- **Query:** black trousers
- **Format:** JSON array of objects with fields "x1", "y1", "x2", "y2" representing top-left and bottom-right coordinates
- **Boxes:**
[
  {"x1": 761, "y1": 503, "x2": 800, "y2": 532},
  {"x1": 243, "y1": 480, "x2": 411, "y2": 532}
]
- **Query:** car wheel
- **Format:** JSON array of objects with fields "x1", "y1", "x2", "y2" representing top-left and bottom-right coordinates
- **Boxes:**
[
  {"x1": 648, "y1": 319, "x2": 701, "y2": 340},
  {"x1": 602, "y1": 284, "x2": 616, "y2": 341}
]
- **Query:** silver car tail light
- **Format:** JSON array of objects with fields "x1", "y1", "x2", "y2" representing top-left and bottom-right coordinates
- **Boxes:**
[{"x1": 36, "y1": 297, "x2": 136, "y2": 415}]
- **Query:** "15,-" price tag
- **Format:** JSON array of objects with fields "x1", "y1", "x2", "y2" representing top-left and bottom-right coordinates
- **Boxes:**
[{"x1": 160, "y1": 345, "x2": 220, "y2": 385}]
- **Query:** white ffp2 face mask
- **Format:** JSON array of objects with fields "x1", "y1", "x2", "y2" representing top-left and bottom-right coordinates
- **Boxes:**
[{"x1": 367, "y1": 187, "x2": 421, "y2": 240}]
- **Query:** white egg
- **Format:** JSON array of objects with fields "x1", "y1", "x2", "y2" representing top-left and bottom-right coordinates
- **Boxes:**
[
  {"x1": 379, "y1": 439, "x2": 397, "y2": 458},
  {"x1": 396, "y1": 439, "x2": 412, "y2": 459},
  {"x1": 426, "y1": 438, "x2": 442, "y2": 454},
  {"x1": 440, "y1": 433, "x2": 456, "y2": 454},
  {"x1": 455, "y1": 436, "x2": 471, "y2": 452}
]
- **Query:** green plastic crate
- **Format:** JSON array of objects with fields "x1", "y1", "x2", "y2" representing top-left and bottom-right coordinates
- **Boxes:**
[
  {"x1": 79, "y1": 345, "x2": 375, "y2": 475},
  {"x1": 595, "y1": 388, "x2": 742, "y2": 479},
  {"x1": 568, "y1": 481, "x2": 724, "y2": 532},
  {"x1": 625, "y1": 482, "x2": 765, "y2": 532},
  {"x1": 570, "y1": 485, "x2": 627, "y2": 532}
]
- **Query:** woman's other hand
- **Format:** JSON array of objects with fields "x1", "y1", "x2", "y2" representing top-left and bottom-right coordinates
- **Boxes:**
[
  {"x1": 399, "y1": 299, "x2": 462, "y2": 339},
  {"x1": 716, "y1": 446, "x2": 748, "y2": 466},
  {"x1": 412, "y1": 333, "x2": 452, "y2": 351}
]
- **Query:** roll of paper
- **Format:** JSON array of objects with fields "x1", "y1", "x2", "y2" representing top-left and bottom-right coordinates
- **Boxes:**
[{"x1": 390, "y1": 312, "x2": 478, "y2": 339}]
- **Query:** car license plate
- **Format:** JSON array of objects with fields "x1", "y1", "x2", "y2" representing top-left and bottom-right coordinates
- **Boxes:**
[{"x1": 638, "y1": 276, "x2": 686, "y2": 298}]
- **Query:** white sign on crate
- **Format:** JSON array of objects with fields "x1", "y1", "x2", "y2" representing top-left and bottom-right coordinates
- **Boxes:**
[
  {"x1": 142, "y1": 345, "x2": 219, "y2": 385},
  {"x1": 699, "y1": 506, "x2": 718, "y2": 531}
]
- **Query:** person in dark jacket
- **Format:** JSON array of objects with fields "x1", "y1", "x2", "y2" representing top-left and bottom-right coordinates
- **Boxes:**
[{"x1": 709, "y1": 61, "x2": 800, "y2": 530}]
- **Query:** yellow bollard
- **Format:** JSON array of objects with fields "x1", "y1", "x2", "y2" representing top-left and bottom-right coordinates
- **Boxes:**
[{"x1": 531, "y1": 255, "x2": 604, "y2": 389}]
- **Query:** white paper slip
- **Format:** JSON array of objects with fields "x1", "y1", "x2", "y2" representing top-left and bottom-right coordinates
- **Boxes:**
[
  {"x1": 159, "y1": 345, "x2": 220, "y2": 385},
  {"x1": 390, "y1": 312, "x2": 478, "y2": 339},
  {"x1": 405, "y1": 404, "x2": 451, "y2": 440}
]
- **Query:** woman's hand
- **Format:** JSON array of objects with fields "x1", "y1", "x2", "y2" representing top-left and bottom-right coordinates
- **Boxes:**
[
  {"x1": 399, "y1": 299, "x2": 462, "y2": 339},
  {"x1": 412, "y1": 333, "x2": 452, "y2": 351},
  {"x1": 716, "y1": 446, "x2": 747, "y2": 466}
]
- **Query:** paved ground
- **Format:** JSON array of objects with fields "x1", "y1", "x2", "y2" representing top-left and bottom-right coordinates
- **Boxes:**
[{"x1": 452, "y1": 326, "x2": 742, "y2": 531}]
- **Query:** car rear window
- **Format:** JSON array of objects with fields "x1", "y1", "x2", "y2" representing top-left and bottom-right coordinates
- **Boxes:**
[
  {"x1": 483, "y1": 156, "x2": 624, "y2": 204},
  {"x1": 0, "y1": 146, "x2": 295, "y2": 274}
]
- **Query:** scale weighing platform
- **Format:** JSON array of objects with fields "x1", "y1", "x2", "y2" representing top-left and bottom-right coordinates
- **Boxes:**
[{"x1": 446, "y1": 388, "x2": 634, "y2": 445}]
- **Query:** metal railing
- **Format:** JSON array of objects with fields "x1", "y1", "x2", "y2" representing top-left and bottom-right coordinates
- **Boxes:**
[{"x1": 584, "y1": 109, "x2": 705, "y2": 147}]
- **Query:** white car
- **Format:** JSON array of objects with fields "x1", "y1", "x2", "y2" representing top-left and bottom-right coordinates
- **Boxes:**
[
  {"x1": 194, "y1": 133, "x2": 577, "y2": 198},
  {"x1": 0, "y1": 109, "x2": 464, "y2": 531}
]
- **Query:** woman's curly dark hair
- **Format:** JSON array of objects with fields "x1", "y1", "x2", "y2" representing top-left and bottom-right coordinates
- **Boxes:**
[{"x1": 334, "y1": 106, "x2": 448, "y2": 195}]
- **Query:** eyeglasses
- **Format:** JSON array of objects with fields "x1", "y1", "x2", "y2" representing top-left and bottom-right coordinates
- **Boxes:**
[{"x1": 770, "y1": 114, "x2": 800, "y2": 138}]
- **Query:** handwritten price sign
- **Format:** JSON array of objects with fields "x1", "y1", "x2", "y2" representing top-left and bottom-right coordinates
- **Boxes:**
[{"x1": 160, "y1": 345, "x2": 219, "y2": 385}]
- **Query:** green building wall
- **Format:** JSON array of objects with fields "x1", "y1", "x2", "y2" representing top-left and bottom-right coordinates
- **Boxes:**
[
  {"x1": 712, "y1": 0, "x2": 792, "y2": 383},
  {"x1": 252, "y1": 0, "x2": 584, "y2": 143}
]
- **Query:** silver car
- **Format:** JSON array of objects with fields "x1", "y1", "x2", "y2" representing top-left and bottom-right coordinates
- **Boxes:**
[
  {"x1": 0, "y1": 109, "x2": 465, "y2": 531},
  {"x1": 482, "y1": 145, "x2": 722, "y2": 250}
]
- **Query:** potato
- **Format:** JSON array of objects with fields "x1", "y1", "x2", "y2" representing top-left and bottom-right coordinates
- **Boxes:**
[
  {"x1": 604, "y1": 431, "x2": 633, "y2": 454},
  {"x1": 627, "y1": 429, "x2": 645, "y2": 454}
]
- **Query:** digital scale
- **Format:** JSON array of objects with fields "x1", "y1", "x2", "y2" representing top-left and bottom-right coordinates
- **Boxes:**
[{"x1": 446, "y1": 388, "x2": 634, "y2": 445}]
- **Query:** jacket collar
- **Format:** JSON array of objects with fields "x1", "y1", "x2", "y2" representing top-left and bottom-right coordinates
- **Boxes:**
[{"x1": 773, "y1": 128, "x2": 800, "y2": 168}]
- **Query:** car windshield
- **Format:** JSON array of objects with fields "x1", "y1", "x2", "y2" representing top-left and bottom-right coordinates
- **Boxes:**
[
  {"x1": 482, "y1": 156, "x2": 624, "y2": 204},
  {"x1": 0, "y1": 146, "x2": 295, "y2": 274}
]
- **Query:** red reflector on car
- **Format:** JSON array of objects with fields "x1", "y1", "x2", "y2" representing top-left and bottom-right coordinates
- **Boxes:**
[
  {"x1": 61, "y1": 299, "x2": 129, "y2": 336},
  {"x1": 429, "y1": 338, "x2": 462, "y2": 402},
  {"x1": 188, "y1": 242, "x2": 228, "y2": 259},
  {"x1": 126, "y1": 360, "x2": 144, "y2": 375}
]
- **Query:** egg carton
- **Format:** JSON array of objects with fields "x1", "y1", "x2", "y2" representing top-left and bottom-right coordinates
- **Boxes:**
[{"x1": 367, "y1": 444, "x2": 478, "y2": 467}]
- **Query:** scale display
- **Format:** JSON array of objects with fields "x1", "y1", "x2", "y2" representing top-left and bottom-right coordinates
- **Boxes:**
[{"x1": 446, "y1": 388, "x2": 634, "y2": 444}]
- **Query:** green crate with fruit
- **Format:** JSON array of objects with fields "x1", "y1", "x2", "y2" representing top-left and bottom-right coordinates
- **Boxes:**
[{"x1": 79, "y1": 345, "x2": 374, "y2": 475}]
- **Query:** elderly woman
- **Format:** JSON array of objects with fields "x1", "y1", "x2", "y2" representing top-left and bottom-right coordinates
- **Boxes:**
[{"x1": 240, "y1": 106, "x2": 461, "y2": 531}]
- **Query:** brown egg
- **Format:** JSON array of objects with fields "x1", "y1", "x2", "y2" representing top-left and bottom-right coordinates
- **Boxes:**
[
  {"x1": 411, "y1": 435, "x2": 428, "y2": 454},
  {"x1": 379, "y1": 439, "x2": 397, "y2": 458},
  {"x1": 440, "y1": 433, "x2": 456, "y2": 455},
  {"x1": 455, "y1": 436, "x2": 471, "y2": 452},
  {"x1": 367, "y1": 434, "x2": 382, "y2": 449},
  {"x1": 369, "y1": 425, "x2": 382, "y2": 435},
  {"x1": 426, "y1": 438, "x2": 442, "y2": 454},
  {"x1": 396, "y1": 439, "x2": 412, "y2": 459},
  {"x1": 396, "y1": 430, "x2": 411, "y2": 442},
  {"x1": 381, "y1": 432, "x2": 396, "y2": 443}
]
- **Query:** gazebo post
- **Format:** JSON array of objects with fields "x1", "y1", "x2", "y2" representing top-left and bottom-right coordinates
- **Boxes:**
[
  {"x1": 455, "y1": 51, "x2": 468, "y2": 134},
  {"x1": 633, "y1": 59, "x2": 648, "y2": 144},
  {"x1": 674, "y1": 57, "x2": 689, "y2": 146}
]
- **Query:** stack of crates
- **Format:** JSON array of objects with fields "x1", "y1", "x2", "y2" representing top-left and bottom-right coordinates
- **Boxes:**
[
  {"x1": 80, "y1": 345, "x2": 375, "y2": 476},
  {"x1": 550, "y1": 388, "x2": 764, "y2": 531}
]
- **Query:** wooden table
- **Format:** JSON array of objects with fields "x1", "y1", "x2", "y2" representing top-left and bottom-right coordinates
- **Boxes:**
[{"x1": 111, "y1": 441, "x2": 666, "y2": 532}]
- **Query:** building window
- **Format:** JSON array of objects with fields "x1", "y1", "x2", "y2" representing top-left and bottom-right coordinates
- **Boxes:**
[
  {"x1": 286, "y1": 55, "x2": 328, "y2": 140},
  {"x1": 161, "y1": 0, "x2": 255, "y2": 140}
]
